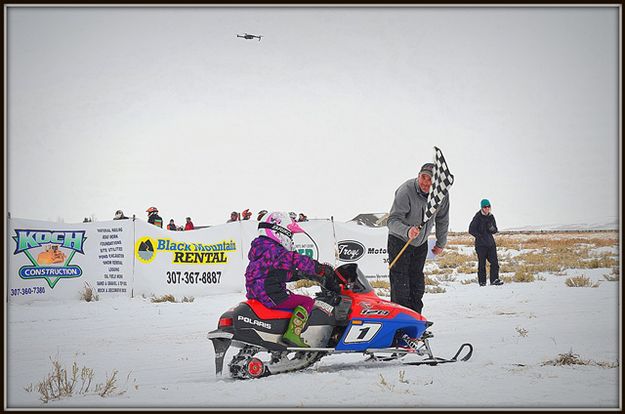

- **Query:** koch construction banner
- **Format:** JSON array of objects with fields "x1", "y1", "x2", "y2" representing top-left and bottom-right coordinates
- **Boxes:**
[
  {"x1": 8, "y1": 218, "x2": 134, "y2": 303},
  {"x1": 132, "y1": 220, "x2": 246, "y2": 298}
]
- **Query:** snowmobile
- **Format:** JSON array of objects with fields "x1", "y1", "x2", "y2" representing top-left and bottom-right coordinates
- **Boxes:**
[{"x1": 207, "y1": 263, "x2": 473, "y2": 379}]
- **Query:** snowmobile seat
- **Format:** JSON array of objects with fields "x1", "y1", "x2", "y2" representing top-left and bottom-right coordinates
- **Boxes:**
[{"x1": 245, "y1": 299, "x2": 294, "y2": 320}]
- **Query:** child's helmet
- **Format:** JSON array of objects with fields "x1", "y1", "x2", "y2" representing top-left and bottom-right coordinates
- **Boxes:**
[
  {"x1": 146, "y1": 207, "x2": 158, "y2": 214},
  {"x1": 258, "y1": 211, "x2": 305, "y2": 251}
]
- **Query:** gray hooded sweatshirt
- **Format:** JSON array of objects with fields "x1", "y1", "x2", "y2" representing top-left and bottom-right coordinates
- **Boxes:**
[{"x1": 387, "y1": 178, "x2": 450, "y2": 249}]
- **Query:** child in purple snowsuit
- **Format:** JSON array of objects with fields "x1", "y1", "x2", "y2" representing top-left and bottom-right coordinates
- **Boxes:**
[{"x1": 244, "y1": 211, "x2": 334, "y2": 347}]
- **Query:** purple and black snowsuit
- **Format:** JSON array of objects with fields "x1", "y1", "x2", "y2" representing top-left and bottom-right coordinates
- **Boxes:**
[{"x1": 245, "y1": 236, "x2": 320, "y2": 313}]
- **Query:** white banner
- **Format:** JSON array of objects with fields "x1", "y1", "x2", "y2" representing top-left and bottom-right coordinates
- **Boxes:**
[
  {"x1": 333, "y1": 221, "x2": 390, "y2": 276},
  {"x1": 292, "y1": 219, "x2": 337, "y2": 265},
  {"x1": 8, "y1": 218, "x2": 134, "y2": 303},
  {"x1": 333, "y1": 222, "x2": 435, "y2": 277},
  {"x1": 132, "y1": 220, "x2": 246, "y2": 298},
  {"x1": 7, "y1": 216, "x2": 439, "y2": 303}
]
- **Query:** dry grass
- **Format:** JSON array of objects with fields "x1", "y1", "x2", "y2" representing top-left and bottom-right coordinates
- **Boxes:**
[
  {"x1": 428, "y1": 268, "x2": 454, "y2": 277},
  {"x1": 436, "y1": 273, "x2": 457, "y2": 282},
  {"x1": 151, "y1": 294, "x2": 176, "y2": 303},
  {"x1": 542, "y1": 350, "x2": 618, "y2": 368},
  {"x1": 565, "y1": 275, "x2": 600, "y2": 288},
  {"x1": 515, "y1": 327, "x2": 529, "y2": 337},
  {"x1": 513, "y1": 267, "x2": 536, "y2": 283},
  {"x1": 424, "y1": 275, "x2": 439, "y2": 286},
  {"x1": 446, "y1": 236, "x2": 474, "y2": 246},
  {"x1": 370, "y1": 280, "x2": 390, "y2": 289},
  {"x1": 95, "y1": 370, "x2": 119, "y2": 397},
  {"x1": 456, "y1": 264, "x2": 476, "y2": 274},
  {"x1": 425, "y1": 286, "x2": 446, "y2": 294},
  {"x1": 80, "y1": 282, "x2": 99, "y2": 302},
  {"x1": 582, "y1": 256, "x2": 619, "y2": 269},
  {"x1": 30, "y1": 357, "x2": 126, "y2": 403},
  {"x1": 291, "y1": 279, "x2": 318, "y2": 289},
  {"x1": 500, "y1": 275, "x2": 514, "y2": 283},
  {"x1": 436, "y1": 251, "x2": 475, "y2": 269},
  {"x1": 460, "y1": 278, "x2": 478, "y2": 285}
]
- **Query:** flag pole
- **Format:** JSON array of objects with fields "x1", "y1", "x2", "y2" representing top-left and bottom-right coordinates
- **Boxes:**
[
  {"x1": 388, "y1": 237, "x2": 413, "y2": 270},
  {"x1": 388, "y1": 223, "x2": 424, "y2": 270}
]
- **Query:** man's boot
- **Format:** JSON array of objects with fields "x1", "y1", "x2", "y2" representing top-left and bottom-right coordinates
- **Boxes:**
[{"x1": 282, "y1": 306, "x2": 310, "y2": 348}]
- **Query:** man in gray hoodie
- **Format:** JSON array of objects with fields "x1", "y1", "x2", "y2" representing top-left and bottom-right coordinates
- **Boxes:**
[{"x1": 386, "y1": 162, "x2": 450, "y2": 315}]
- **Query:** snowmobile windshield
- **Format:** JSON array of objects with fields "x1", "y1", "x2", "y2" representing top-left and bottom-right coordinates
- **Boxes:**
[{"x1": 335, "y1": 264, "x2": 373, "y2": 294}]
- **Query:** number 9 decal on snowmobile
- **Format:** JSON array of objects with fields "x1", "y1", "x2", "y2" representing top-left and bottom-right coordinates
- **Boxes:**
[{"x1": 207, "y1": 263, "x2": 473, "y2": 379}]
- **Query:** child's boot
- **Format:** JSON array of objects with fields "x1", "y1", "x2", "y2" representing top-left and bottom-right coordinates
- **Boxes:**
[{"x1": 282, "y1": 306, "x2": 310, "y2": 348}]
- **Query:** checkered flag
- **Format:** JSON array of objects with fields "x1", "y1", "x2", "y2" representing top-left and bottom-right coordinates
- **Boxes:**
[{"x1": 422, "y1": 146, "x2": 454, "y2": 227}]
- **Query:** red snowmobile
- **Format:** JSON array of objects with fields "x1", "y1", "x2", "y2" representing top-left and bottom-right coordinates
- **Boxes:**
[{"x1": 207, "y1": 263, "x2": 473, "y2": 379}]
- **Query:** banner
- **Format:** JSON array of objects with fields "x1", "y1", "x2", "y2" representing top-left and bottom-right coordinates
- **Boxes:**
[
  {"x1": 7, "y1": 216, "x2": 439, "y2": 303},
  {"x1": 333, "y1": 221, "x2": 390, "y2": 276},
  {"x1": 292, "y1": 219, "x2": 337, "y2": 265},
  {"x1": 333, "y1": 222, "x2": 435, "y2": 277},
  {"x1": 132, "y1": 220, "x2": 246, "y2": 298},
  {"x1": 8, "y1": 218, "x2": 134, "y2": 303}
]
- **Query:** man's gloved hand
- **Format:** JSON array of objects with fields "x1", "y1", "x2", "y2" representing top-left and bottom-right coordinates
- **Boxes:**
[{"x1": 488, "y1": 225, "x2": 497, "y2": 233}]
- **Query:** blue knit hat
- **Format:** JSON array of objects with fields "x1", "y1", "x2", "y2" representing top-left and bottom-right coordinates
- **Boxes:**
[{"x1": 480, "y1": 199, "x2": 491, "y2": 208}]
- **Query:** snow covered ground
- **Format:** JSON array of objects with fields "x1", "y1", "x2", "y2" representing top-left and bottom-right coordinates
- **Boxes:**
[{"x1": 6, "y1": 251, "x2": 621, "y2": 409}]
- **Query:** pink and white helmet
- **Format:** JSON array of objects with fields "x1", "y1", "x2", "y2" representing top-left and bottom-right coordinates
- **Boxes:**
[{"x1": 257, "y1": 211, "x2": 305, "y2": 251}]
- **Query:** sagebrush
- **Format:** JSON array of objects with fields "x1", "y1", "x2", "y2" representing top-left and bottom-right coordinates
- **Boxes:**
[{"x1": 29, "y1": 357, "x2": 128, "y2": 403}]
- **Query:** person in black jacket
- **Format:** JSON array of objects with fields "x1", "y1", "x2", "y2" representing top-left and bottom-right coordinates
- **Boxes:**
[{"x1": 468, "y1": 199, "x2": 503, "y2": 286}]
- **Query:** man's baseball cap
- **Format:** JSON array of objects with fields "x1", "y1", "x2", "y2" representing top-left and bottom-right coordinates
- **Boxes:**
[{"x1": 419, "y1": 163, "x2": 435, "y2": 177}]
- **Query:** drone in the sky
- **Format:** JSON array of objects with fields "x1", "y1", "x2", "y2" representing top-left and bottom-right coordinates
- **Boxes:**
[{"x1": 237, "y1": 33, "x2": 263, "y2": 41}]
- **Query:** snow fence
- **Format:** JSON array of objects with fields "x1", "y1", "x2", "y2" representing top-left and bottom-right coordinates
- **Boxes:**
[{"x1": 7, "y1": 217, "x2": 432, "y2": 304}]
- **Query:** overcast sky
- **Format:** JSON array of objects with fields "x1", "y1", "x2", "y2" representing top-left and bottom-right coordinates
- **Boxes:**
[{"x1": 6, "y1": 6, "x2": 620, "y2": 230}]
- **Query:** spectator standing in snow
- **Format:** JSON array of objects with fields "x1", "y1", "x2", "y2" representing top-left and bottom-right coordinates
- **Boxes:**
[
  {"x1": 167, "y1": 219, "x2": 178, "y2": 231},
  {"x1": 386, "y1": 162, "x2": 450, "y2": 315},
  {"x1": 227, "y1": 211, "x2": 240, "y2": 222},
  {"x1": 146, "y1": 207, "x2": 163, "y2": 228},
  {"x1": 469, "y1": 199, "x2": 503, "y2": 286},
  {"x1": 184, "y1": 217, "x2": 195, "y2": 230}
]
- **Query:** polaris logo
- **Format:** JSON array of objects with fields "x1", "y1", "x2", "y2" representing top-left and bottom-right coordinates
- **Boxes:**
[
  {"x1": 337, "y1": 240, "x2": 365, "y2": 262},
  {"x1": 237, "y1": 315, "x2": 272, "y2": 330}
]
